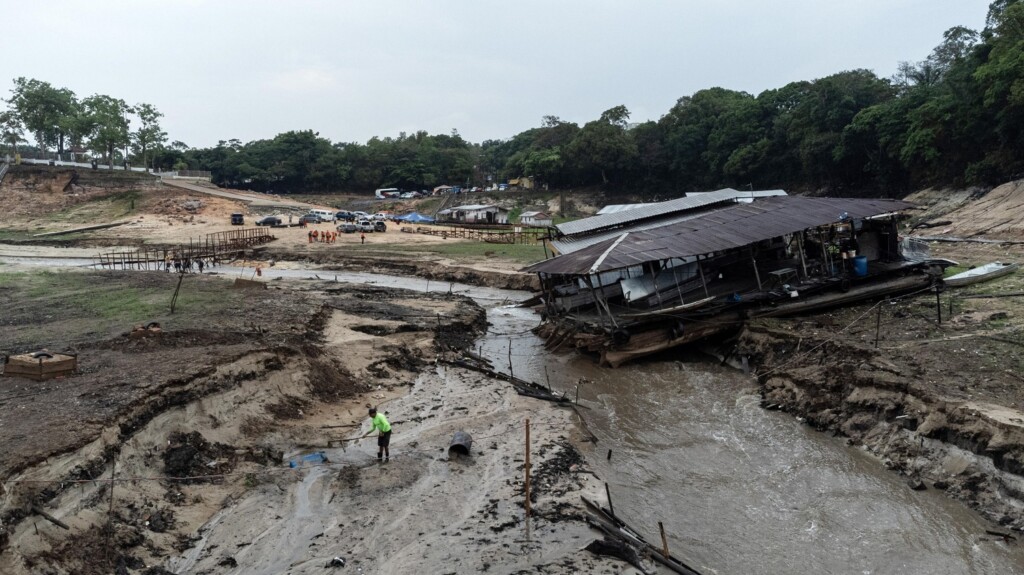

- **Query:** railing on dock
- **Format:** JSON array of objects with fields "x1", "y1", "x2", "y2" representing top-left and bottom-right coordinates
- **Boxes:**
[
  {"x1": 95, "y1": 227, "x2": 275, "y2": 270},
  {"x1": 403, "y1": 225, "x2": 548, "y2": 245}
]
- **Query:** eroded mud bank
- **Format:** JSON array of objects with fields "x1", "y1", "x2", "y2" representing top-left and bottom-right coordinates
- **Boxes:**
[{"x1": 739, "y1": 324, "x2": 1024, "y2": 532}]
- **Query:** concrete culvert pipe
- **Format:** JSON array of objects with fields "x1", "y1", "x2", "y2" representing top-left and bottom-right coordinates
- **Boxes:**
[{"x1": 448, "y1": 431, "x2": 473, "y2": 458}]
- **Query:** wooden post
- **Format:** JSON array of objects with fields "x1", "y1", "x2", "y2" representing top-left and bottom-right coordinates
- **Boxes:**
[
  {"x1": 659, "y1": 521, "x2": 670, "y2": 558},
  {"x1": 106, "y1": 456, "x2": 116, "y2": 560},
  {"x1": 796, "y1": 232, "x2": 808, "y2": 278},
  {"x1": 875, "y1": 300, "x2": 883, "y2": 348},
  {"x1": 508, "y1": 339, "x2": 514, "y2": 382},
  {"x1": 936, "y1": 286, "x2": 942, "y2": 325},
  {"x1": 544, "y1": 365, "x2": 551, "y2": 392},
  {"x1": 605, "y1": 482, "x2": 614, "y2": 517},
  {"x1": 524, "y1": 419, "x2": 531, "y2": 518},
  {"x1": 750, "y1": 247, "x2": 762, "y2": 290},
  {"x1": 697, "y1": 255, "x2": 710, "y2": 298},
  {"x1": 170, "y1": 273, "x2": 184, "y2": 314}
]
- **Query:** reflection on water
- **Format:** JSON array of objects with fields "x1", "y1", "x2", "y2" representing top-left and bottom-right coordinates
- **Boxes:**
[{"x1": 479, "y1": 305, "x2": 1024, "y2": 575}]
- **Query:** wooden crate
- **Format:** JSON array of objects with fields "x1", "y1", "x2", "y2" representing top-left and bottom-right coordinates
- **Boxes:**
[{"x1": 2, "y1": 352, "x2": 77, "y2": 381}]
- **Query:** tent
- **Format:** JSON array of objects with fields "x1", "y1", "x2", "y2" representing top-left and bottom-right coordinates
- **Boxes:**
[{"x1": 396, "y1": 212, "x2": 435, "y2": 223}]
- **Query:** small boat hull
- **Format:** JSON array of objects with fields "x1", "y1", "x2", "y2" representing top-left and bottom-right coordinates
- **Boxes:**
[{"x1": 945, "y1": 262, "x2": 1019, "y2": 287}]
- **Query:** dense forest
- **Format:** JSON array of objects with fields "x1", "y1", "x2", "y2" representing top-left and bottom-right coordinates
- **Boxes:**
[{"x1": 3, "y1": 1, "x2": 1023, "y2": 198}]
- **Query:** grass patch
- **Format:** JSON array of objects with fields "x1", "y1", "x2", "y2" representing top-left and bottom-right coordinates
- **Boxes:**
[
  {"x1": 43, "y1": 189, "x2": 141, "y2": 224},
  {"x1": 412, "y1": 241, "x2": 548, "y2": 264},
  {"x1": 0, "y1": 269, "x2": 254, "y2": 351},
  {"x1": 0, "y1": 228, "x2": 34, "y2": 241}
]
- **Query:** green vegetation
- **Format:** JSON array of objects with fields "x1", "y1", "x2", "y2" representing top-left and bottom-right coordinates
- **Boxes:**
[
  {"x1": 3, "y1": 78, "x2": 165, "y2": 167},
  {"x1": 0, "y1": 270, "x2": 248, "y2": 351},
  {"x1": 6, "y1": 2, "x2": 1024, "y2": 195},
  {"x1": 411, "y1": 241, "x2": 548, "y2": 264},
  {"x1": 350, "y1": 240, "x2": 547, "y2": 265}
]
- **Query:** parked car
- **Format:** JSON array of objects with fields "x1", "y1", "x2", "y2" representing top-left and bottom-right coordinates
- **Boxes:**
[
  {"x1": 356, "y1": 220, "x2": 374, "y2": 232},
  {"x1": 498, "y1": 184, "x2": 508, "y2": 191},
  {"x1": 335, "y1": 210, "x2": 355, "y2": 221},
  {"x1": 230, "y1": 213, "x2": 244, "y2": 225},
  {"x1": 255, "y1": 215, "x2": 282, "y2": 227},
  {"x1": 337, "y1": 222, "x2": 358, "y2": 233},
  {"x1": 372, "y1": 212, "x2": 388, "y2": 221},
  {"x1": 400, "y1": 192, "x2": 416, "y2": 199},
  {"x1": 298, "y1": 214, "x2": 322, "y2": 225},
  {"x1": 373, "y1": 221, "x2": 387, "y2": 232}
]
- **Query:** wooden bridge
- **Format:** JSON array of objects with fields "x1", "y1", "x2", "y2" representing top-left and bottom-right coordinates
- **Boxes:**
[{"x1": 96, "y1": 227, "x2": 275, "y2": 270}]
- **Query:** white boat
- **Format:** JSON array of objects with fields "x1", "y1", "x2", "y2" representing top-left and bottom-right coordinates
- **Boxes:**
[{"x1": 944, "y1": 262, "x2": 1019, "y2": 287}]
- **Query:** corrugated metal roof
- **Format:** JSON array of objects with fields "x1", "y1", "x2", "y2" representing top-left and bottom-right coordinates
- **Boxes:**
[
  {"x1": 556, "y1": 189, "x2": 787, "y2": 236},
  {"x1": 520, "y1": 211, "x2": 547, "y2": 218},
  {"x1": 551, "y1": 209, "x2": 713, "y2": 254},
  {"x1": 596, "y1": 203, "x2": 649, "y2": 215},
  {"x1": 452, "y1": 204, "x2": 499, "y2": 211},
  {"x1": 524, "y1": 196, "x2": 913, "y2": 275}
]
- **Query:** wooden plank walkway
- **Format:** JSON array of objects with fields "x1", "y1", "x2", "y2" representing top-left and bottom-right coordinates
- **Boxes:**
[{"x1": 95, "y1": 227, "x2": 275, "y2": 270}]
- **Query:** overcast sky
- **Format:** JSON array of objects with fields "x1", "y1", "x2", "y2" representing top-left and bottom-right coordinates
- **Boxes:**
[{"x1": 2, "y1": 0, "x2": 993, "y2": 148}]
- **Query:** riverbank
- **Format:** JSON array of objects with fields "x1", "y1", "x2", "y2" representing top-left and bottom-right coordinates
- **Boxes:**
[
  {"x1": 0, "y1": 269, "x2": 622, "y2": 574},
  {"x1": 736, "y1": 241, "x2": 1024, "y2": 534}
]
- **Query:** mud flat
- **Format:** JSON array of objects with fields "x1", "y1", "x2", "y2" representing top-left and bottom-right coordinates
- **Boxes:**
[{"x1": 0, "y1": 269, "x2": 621, "y2": 574}]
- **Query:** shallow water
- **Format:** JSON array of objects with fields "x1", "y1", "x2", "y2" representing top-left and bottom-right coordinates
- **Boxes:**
[
  {"x1": 7, "y1": 251, "x2": 1024, "y2": 574},
  {"x1": 478, "y1": 305, "x2": 1024, "y2": 574}
]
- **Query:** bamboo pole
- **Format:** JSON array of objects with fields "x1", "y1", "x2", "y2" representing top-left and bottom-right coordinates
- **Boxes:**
[
  {"x1": 659, "y1": 521, "x2": 670, "y2": 558},
  {"x1": 524, "y1": 419, "x2": 531, "y2": 518}
]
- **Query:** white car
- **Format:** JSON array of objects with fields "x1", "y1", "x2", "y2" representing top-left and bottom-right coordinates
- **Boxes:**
[{"x1": 373, "y1": 213, "x2": 388, "y2": 221}]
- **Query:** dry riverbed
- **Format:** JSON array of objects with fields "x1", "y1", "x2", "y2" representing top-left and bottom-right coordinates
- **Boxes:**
[{"x1": 0, "y1": 269, "x2": 622, "y2": 574}]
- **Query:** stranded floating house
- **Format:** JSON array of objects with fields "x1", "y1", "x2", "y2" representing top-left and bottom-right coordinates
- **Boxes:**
[{"x1": 524, "y1": 193, "x2": 941, "y2": 367}]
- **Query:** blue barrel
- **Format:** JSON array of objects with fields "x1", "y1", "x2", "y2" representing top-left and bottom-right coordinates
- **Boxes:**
[{"x1": 853, "y1": 256, "x2": 868, "y2": 277}]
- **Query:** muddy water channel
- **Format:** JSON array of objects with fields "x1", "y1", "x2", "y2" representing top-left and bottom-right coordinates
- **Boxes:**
[
  {"x1": 480, "y1": 306, "x2": 1024, "y2": 574},
  {"x1": 7, "y1": 253, "x2": 1024, "y2": 573}
]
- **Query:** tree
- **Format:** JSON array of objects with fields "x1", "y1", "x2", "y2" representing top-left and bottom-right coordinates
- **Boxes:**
[
  {"x1": 82, "y1": 94, "x2": 131, "y2": 167},
  {"x1": 132, "y1": 103, "x2": 166, "y2": 171},
  {"x1": 0, "y1": 109, "x2": 26, "y2": 154},
  {"x1": 566, "y1": 106, "x2": 638, "y2": 185},
  {"x1": 6, "y1": 77, "x2": 78, "y2": 156}
]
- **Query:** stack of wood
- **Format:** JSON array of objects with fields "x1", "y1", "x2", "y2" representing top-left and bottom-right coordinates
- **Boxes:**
[{"x1": 2, "y1": 351, "x2": 77, "y2": 381}]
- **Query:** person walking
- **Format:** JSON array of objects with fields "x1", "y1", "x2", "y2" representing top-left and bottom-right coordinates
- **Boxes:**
[
  {"x1": 360, "y1": 232, "x2": 366, "y2": 245},
  {"x1": 362, "y1": 407, "x2": 391, "y2": 462}
]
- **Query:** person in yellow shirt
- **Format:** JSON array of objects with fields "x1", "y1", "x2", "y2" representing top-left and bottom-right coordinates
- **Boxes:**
[{"x1": 362, "y1": 407, "x2": 392, "y2": 462}]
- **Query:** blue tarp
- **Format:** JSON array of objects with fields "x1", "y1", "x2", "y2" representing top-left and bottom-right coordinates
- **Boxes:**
[{"x1": 396, "y1": 212, "x2": 435, "y2": 223}]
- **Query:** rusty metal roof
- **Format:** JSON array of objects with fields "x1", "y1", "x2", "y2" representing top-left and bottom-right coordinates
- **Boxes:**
[
  {"x1": 524, "y1": 196, "x2": 913, "y2": 275},
  {"x1": 556, "y1": 188, "x2": 787, "y2": 236}
]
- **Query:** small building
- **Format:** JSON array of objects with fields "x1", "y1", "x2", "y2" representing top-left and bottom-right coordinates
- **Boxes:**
[
  {"x1": 520, "y1": 211, "x2": 552, "y2": 227},
  {"x1": 439, "y1": 204, "x2": 510, "y2": 224},
  {"x1": 433, "y1": 185, "x2": 455, "y2": 195},
  {"x1": 507, "y1": 176, "x2": 534, "y2": 190}
]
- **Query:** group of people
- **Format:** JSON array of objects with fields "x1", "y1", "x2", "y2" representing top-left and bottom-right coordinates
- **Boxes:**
[
  {"x1": 307, "y1": 229, "x2": 339, "y2": 243},
  {"x1": 164, "y1": 255, "x2": 212, "y2": 273}
]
